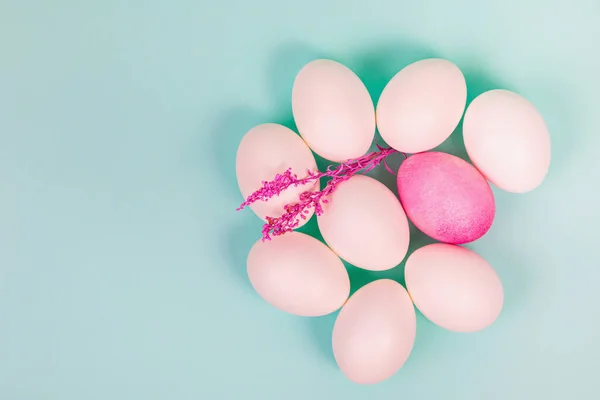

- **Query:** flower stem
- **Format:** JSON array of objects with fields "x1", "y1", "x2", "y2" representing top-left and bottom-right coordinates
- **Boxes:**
[{"x1": 238, "y1": 145, "x2": 402, "y2": 240}]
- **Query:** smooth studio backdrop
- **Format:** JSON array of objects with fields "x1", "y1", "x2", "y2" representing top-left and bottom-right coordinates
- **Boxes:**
[{"x1": 1, "y1": 1, "x2": 599, "y2": 399}]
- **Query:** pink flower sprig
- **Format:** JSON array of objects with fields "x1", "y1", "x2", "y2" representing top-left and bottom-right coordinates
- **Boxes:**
[{"x1": 237, "y1": 145, "x2": 402, "y2": 241}]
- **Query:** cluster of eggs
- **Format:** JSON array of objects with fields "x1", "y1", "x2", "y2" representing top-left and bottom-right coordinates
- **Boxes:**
[{"x1": 236, "y1": 58, "x2": 550, "y2": 384}]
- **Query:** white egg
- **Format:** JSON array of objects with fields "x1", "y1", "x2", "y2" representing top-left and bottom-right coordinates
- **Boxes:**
[
  {"x1": 376, "y1": 58, "x2": 467, "y2": 153},
  {"x1": 236, "y1": 123, "x2": 317, "y2": 227},
  {"x1": 463, "y1": 89, "x2": 551, "y2": 193},
  {"x1": 317, "y1": 175, "x2": 410, "y2": 271},
  {"x1": 292, "y1": 59, "x2": 376, "y2": 162},
  {"x1": 332, "y1": 279, "x2": 416, "y2": 384},
  {"x1": 405, "y1": 243, "x2": 504, "y2": 332},
  {"x1": 247, "y1": 232, "x2": 350, "y2": 316}
]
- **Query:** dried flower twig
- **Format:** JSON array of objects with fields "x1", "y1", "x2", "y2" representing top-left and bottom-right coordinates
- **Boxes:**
[{"x1": 237, "y1": 145, "x2": 402, "y2": 240}]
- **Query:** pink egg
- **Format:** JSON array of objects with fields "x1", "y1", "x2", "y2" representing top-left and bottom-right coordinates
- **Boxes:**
[
  {"x1": 405, "y1": 243, "x2": 504, "y2": 332},
  {"x1": 397, "y1": 151, "x2": 495, "y2": 244},
  {"x1": 376, "y1": 58, "x2": 467, "y2": 153},
  {"x1": 236, "y1": 123, "x2": 317, "y2": 226},
  {"x1": 317, "y1": 175, "x2": 410, "y2": 271},
  {"x1": 463, "y1": 89, "x2": 551, "y2": 193},
  {"x1": 247, "y1": 232, "x2": 350, "y2": 317},
  {"x1": 332, "y1": 279, "x2": 416, "y2": 384},
  {"x1": 292, "y1": 59, "x2": 376, "y2": 162}
]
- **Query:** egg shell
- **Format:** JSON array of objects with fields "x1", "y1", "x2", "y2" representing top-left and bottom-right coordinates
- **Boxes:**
[
  {"x1": 292, "y1": 59, "x2": 376, "y2": 162},
  {"x1": 246, "y1": 232, "x2": 350, "y2": 317},
  {"x1": 332, "y1": 279, "x2": 416, "y2": 384},
  {"x1": 376, "y1": 58, "x2": 467, "y2": 153},
  {"x1": 317, "y1": 174, "x2": 410, "y2": 271},
  {"x1": 236, "y1": 123, "x2": 317, "y2": 226},
  {"x1": 397, "y1": 151, "x2": 495, "y2": 244},
  {"x1": 463, "y1": 89, "x2": 551, "y2": 193},
  {"x1": 405, "y1": 243, "x2": 504, "y2": 332}
]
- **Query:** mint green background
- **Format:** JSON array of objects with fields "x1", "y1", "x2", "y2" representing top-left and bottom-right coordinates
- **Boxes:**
[{"x1": 1, "y1": 1, "x2": 599, "y2": 399}]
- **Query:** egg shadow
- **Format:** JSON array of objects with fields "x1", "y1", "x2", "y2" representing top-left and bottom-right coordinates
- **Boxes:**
[
  {"x1": 349, "y1": 41, "x2": 439, "y2": 107},
  {"x1": 301, "y1": 311, "x2": 339, "y2": 368},
  {"x1": 513, "y1": 80, "x2": 575, "y2": 184},
  {"x1": 220, "y1": 215, "x2": 263, "y2": 294},
  {"x1": 463, "y1": 196, "x2": 533, "y2": 312}
]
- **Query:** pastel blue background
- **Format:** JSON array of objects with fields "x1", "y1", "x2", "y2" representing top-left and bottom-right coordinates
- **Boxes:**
[{"x1": 1, "y1": 1, "x2": 599, "y2": 399}]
